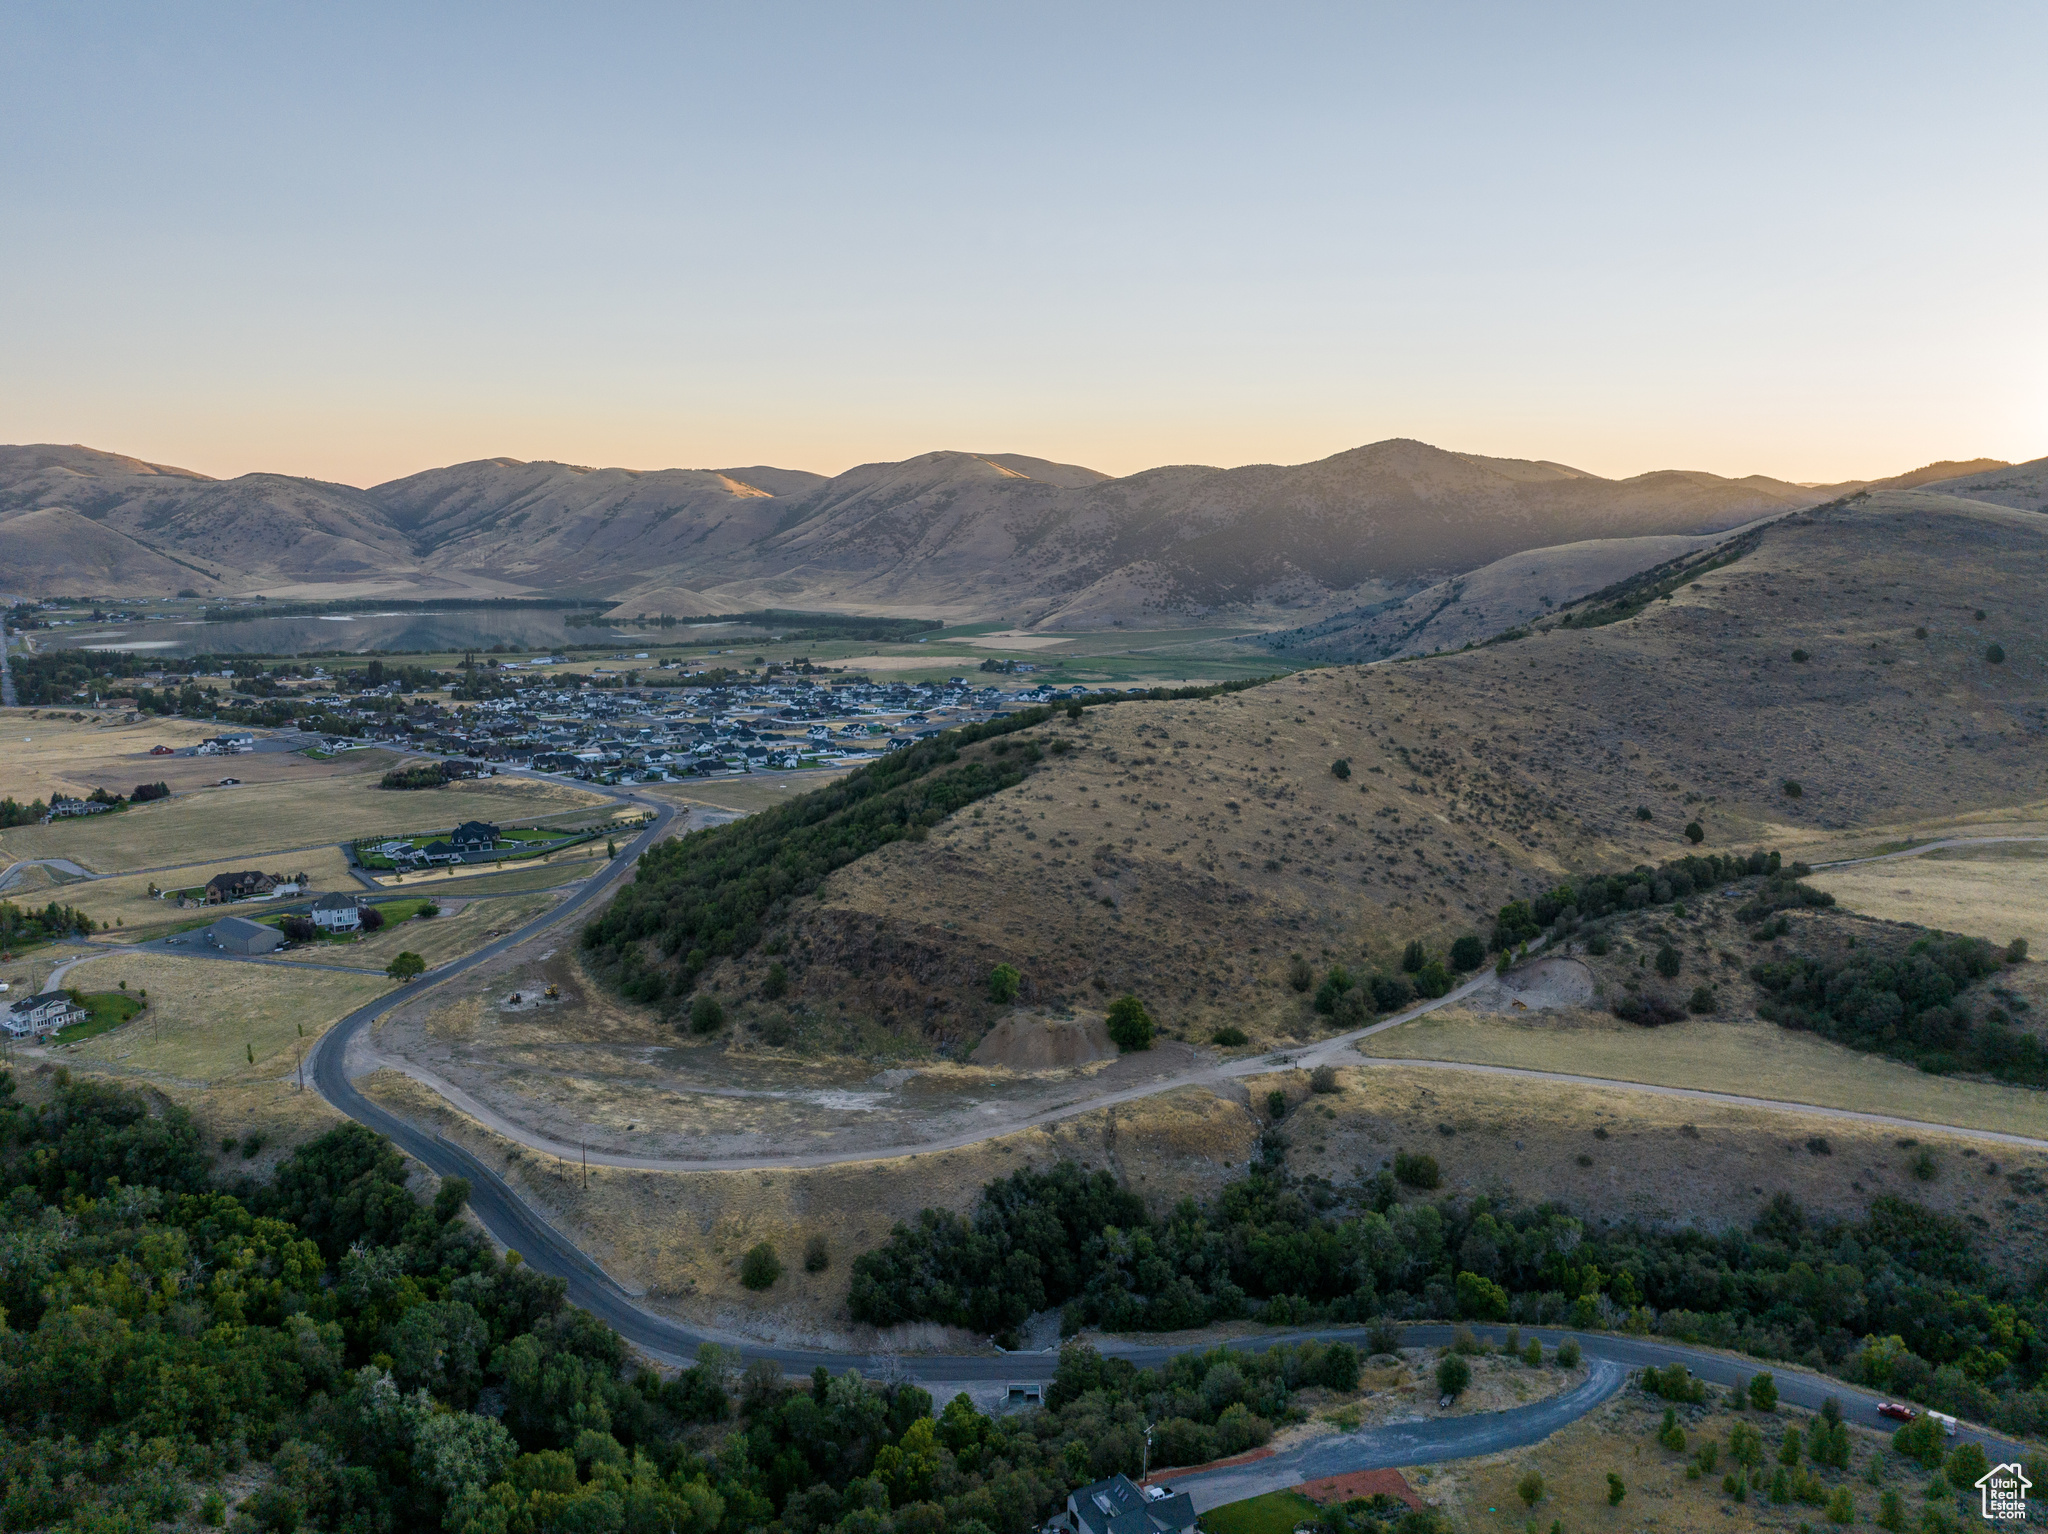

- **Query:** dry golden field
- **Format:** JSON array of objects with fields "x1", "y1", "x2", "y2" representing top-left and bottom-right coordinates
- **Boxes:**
[
  {"x1": 0, "y1": 756, "x2": 611, "y2": 874},
  {"x1": 1429, "y1": 1390, "x2": 1906, "y2": 1534},
  {"x1": 64, "y1": 846, "x2": 358, "y2": 935},
  {"x1": 0, "y1": 707, "x2": 221, "y2": 802},
  {"x1": 276, "y1": 890, "x2": 558, "y2": 969},
  {"x1": 1808, "y1": 842, "x2": 2048, "y2": 955},
  {"x1": 54, "y1": 951, "x2": 389, "y2": 1087}
]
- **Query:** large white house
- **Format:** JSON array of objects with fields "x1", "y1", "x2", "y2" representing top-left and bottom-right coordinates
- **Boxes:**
[
  {"x1": 4, "y1": 991, "x2": 84, "y2": 1039},
  {"x1": 312, "y1": 892, "x2": 364, "y2": 933}
]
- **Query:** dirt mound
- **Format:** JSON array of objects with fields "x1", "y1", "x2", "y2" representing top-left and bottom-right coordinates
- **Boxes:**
[
  {"x1": 1465, "y1": 956, "x2": 1597, "y2": 1014},
  {"x1": 972, "y1": 1012, "x2": 1114, "y2": 1070}
]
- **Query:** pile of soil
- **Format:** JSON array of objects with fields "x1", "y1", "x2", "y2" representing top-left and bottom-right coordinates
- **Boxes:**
[
  {"x1": 971, "y1": 1012, "x2": 1114, "y2": 1070},
  {"x1": 1465, "y1": 956, "x2": 1596, "y2": 1014}
]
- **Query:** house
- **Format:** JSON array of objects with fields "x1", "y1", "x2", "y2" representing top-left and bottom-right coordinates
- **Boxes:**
[
  {"x1": 1063, "y1": 1476, "x2": 1195, "y2": 1534},
  {"x1": 3, "y1": 990, "x2": 84, "y2": 1039},
  {"x1": 43, "y1": 796, "x2": 112, "y2": 821},
  {"x1": 205, "y1": 870, "x2": 281, "y2": 903},
  {"x1": 451, "y1": 820, "x2": 500, "y2": 849},
  {"x1": 208, "y1": 916, "x2": 284, "y2": 955},
  {"x1": 312, "y1": 892, "x2": 363, "y2": 933}
]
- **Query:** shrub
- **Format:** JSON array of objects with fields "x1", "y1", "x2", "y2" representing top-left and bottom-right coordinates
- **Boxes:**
[
  {"x1": 1517, "y1": 1471, "x2": 1545, "y2": 1508},
  {"x1": 1105, "y1": 993, "x2": 1154, "y2": 1050},
  {"x1": 1414, "y1": 958, "x2": 1453, "y2": 999},
  {"x1": 988, "y1": 963, "x2": 1021, "y2": 1003},
  {"x1": 2008, "y1": 938, "x2": 2029, "y2": 963},
  {"x1": 1331, "y1": 758, "x2": 1352, "y2": 780},
  {"x1": 1944, "y1": 1441, "x2": 1989, "y2": 1489},
  {"x1": 1987, "y1": 643, "x2": 2006, "y2": 664},
  {"x1": 1266, "y1": 1089, "x2": 1287, "y2": 1121},
  {"x1": 1369, "y1": 973, "x2": 1414, "y2": 1010},
  {"x1": 1783, "y1": 780, "x2": 1803, "y2": 798},
  {"x1": 281, "y1": 916, "x2": 317, "y2": 943},
  {"x1": 1211, "y1": 1025, "x2": 1248, "y2": 1046},
  {"x1": 1642, "y1": 1362, "x2": 1706, "y2": 1403},
  {"x1": 1287, "y1": 954, "x2": 1314, "y2": 991},
  {"x1": 689, "y1": 993, "x2": 725, "y2": 1034},
  {"x1": 1401, "y1": 940, "x2": 1428, "y2": 973},
  {"x1": 1435, "y1": 1353, "x2": 1471, "y2": 1397},
  {"x1": 1524, "y1": 1337, "x2": 1542, "y2": 1367},
  {"x1": 1313, "y1": 965, "x2": 1355, "y2": 1014},
  {"x1": 740, "y1": 1242, "x2": 782, "y2": 1289},
  {"x1": 1394, "y1": 1150, "x2": 1440, "y2": 1189},
  {"x1": 1613, "y1": 991, "x2": 1684, "y2": 1026},
  {"x1": 1825, "y1": 1487, "x2": 1854, "y2": 1524},
  {"x1": 1367, "y1": 1320, "x2": 1403, "y2": 1357},
  {"x1": 1685, "y1": 820, "x2": 1705, "y2": 844},
  {"x1": 1687, "y1": 984, "x2": 1718, "y2": 1014},
  {"x1": 763, "y1": 961, "x2": 790, "y2": 1000},
  {"x1": 804, "y1": 1234, "x2": 830, "y2": 1273},
  {"x1": 1556, "y1": 1338, "x2": 1581, "y2": 1368},
  {"x1": 1877, "y1": 1489, "x2": 1906, "y2": 1531},
  {"x1": 1748, "y1": 1371, "x2": 1778, "y2": 1411},
  {"x1": 1456, "y1": 1271, "x2": 1509, "y2": 1320},
  {"x1": 1660, "y1": 1408, "x2": 1687, "y2": 1452},
  {"x1": 415, "y1": 901, "x2": 438, "y2": 919},
  {"x1": 1607, "y1": 1473, "x2": 1626, "y2": 1506},
  {"x1": 1635, "y1": 806, "x2": 1654, "y2": 821},
  {"x1": 1449, "y1": 934, "x2": 1485, "y2": 972},
  {"x1": 1309, "y1": 1065, "x2": 1340, "y2": 1093},
  {"x1": 1655, "y1": 943, "x2": 1682, "y2": 978},
  {"x1": 1911, "y1": 1149, "x2": 1938, "y2": 1181},
  {"x1": 1792, "y1": 649, "x2": 1809, "y2": 663}
]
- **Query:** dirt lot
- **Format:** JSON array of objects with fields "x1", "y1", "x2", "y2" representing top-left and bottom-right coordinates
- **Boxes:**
[
  {"x1": 1271, "y1": 1062, "x2": 2048, "y2": 1280},
  {"x1": 1425, "y1": 1382, "x2": 1911, "y2": 1534},
  {"x1": 360, "y1": 1067, "x2": 1258, "y2": 1345}
]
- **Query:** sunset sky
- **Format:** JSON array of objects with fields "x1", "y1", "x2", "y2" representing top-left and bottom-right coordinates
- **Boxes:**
[{"x1": 4, "y1": 3, "x2": 2044, "y2": 488}]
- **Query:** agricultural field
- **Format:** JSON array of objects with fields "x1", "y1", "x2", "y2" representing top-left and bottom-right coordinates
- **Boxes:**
[
  {"x1": 52, "y1": 951, "x2": 390, "y2": 1087},
  {"x1": 0, "y1": 707, "x2": 221, "y2": 803}
]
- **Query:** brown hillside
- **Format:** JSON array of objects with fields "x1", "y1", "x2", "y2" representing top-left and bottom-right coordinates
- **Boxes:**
[{"x1": 694, "y1": 490, "x2": 2048, "y2": 1051}]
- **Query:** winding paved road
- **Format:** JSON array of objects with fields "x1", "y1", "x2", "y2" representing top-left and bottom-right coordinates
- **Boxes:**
[{"x1": 291, "y1": 789, "x2": 2042, "y2": 1472}]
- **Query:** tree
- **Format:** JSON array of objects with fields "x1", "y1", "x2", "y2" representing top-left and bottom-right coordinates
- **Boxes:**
[
  {"x1": 1330, "y1": 759, "x2": 1351, "y2": 781},
  {"x1": 1449, "y1": 934, "x2": 1485, "y2": 972},
  {"x1": 1435, "y1": 1354, "x2": 1470, "y2": 1397},
  {"x1": 1394, "y1": 1150, "x2": 1440, "y2": 1189},
  {"x1": 1517, "y1": 1471, "x2": 1545, "y2": 1508},
  {"x1": 740, "y1": 1242, "x2": 782, "y2": 1290},
  {"x1": 387, "y1": 951, "x2": 426, "y2": 981},
  {"x1": 1287, "y1": 954, "x2": 1313, "y2": 991},
  {"x1": 1414, "y1": 958, "x2": 1453, "y2": 999},
  {"x1": 1825, "y1": 1487, "x2": 1854, "y2": 1524},
  {"x1": 1104, "y1": 994, "x2": 1154, "y2": 1051},
  {"x1": 1655, "y1": 943, "x2": 1682, "y2": 978},
  {"x1": 689, "y1": 993, "x2": 725, "y2": 1034},
  {"x1": 1401, "y1": 940, "x2": 1428, "y2": 974},
  {"x1": 804, "y1": 1234, "x2": 830, "y2": 1273},
  {"x1": 1607, "y1": 1473, "x2": 1626, "y2": 1506},
  {"x1": 359, "y1": 904, "x2": 386, "y2": 933},
  {"x1": 1747, "y1": 1371, "x2": 1777, "y2": 1412},
  {"x1": 1685, "y1": 821, "x2": 1705, "y2": 844},
  {"x1": 763, "y1": 961, "x2": 790, "y2": 1000},
  {"x1": 1265, "y1": 1089, "x2": 1287, "y2": 1121},
  {"x1": 988, "y1": 963, "x2": 1021, "y2": 1003}
]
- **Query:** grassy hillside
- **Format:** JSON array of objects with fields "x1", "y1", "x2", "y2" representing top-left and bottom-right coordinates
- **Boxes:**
[{"x1": 587, "y1": 491, "x2": 2045, "y2": 1053}]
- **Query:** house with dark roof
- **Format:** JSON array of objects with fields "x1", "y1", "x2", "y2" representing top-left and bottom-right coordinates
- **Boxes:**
[
  {"x1": 4, "y1": 991, "x2": 84, "y2": 1039},
  {"x1": 312, "y1": 892, "x2": 363, "y2": 933},
  {"x1": 1064, "y1": 1476, "x2": 1195, "y2": 1534},
  {"x1": 205, "y1": 870, "x2": 280, "y2": 904},
  {"x1": 451, "y1": 820, "x2": 500, "y2": 850}
]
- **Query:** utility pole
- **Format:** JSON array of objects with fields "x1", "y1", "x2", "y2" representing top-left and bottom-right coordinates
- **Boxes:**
[{"x1": 582, "y1": 1140, "x2": 587, "y2": 1188}]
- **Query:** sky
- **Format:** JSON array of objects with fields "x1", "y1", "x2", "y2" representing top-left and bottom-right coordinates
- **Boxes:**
[{"x1": 3, "y1": 3, "x2": 2045, "y2": 488}]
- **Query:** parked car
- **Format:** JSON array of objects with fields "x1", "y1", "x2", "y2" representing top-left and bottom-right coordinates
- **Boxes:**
[{"x1": 1877, "y1": 1402, "x2": 1916, "y2": 1422}]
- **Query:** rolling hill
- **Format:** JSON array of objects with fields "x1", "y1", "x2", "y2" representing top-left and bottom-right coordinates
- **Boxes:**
[
  {"x1": 2, "y1": 440, "x2": 2029, "y2": 630},
  {"x1": 633, "y1": 486, "x2": 2047, "y2": 1050}
]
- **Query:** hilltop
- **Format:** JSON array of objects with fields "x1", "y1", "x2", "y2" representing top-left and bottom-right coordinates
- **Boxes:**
[
  {"x1": 631, "y1": 487, "x2": 2047, "y2": 1050},
  {"x1": 0, "y1": 437, "x2": 1950, "y2": 623}
]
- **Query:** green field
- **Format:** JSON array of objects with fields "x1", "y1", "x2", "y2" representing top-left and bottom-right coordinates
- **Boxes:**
[
  {"x1": 52, "y1": 990, "x2": 146, "y2": 1044},
  {"x1": 1202, "y1": 1491, "x2": 1322, "y2": 1534}
]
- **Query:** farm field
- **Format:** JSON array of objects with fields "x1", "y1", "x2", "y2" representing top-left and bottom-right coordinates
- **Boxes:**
[
  {"x1": 0, "y1": 759, "x2": 611, "y2": 874},
  {"x1": 1355, "y1": 1009, "x2": 2048, "y2": 1140},
  {"x1": 273, "y1": 890, "x2": 559, "y2": 969},
  {"x1": 55, "y1": 951, "x2": 389, "y2": 1086},
  {"x1": 0, "y1": 707, "x2": 221, "y2": 803}
]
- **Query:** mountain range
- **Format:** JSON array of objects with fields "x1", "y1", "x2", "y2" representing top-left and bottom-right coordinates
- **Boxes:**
[{"x1": 0, "y1": 439, "x2": 2026, "y2": 626}]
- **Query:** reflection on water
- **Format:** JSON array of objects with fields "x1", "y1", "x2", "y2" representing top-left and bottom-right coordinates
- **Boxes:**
[{"x1": 45, "y1": 610, "x2": 647, "y2": 657}]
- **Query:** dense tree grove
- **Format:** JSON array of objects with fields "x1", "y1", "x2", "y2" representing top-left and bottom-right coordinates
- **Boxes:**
[
  {"x1": 0, "y1": 1070, "x2": 1439, "y2": 1534},
  {"x1": 1752, "y1": 933, "x2": 2036, "y2": 1083},
  {"x1": 0, "y1": 897, "x2": 96, "y2": 947},
  {"x1": 852, "y1": 1158, "x2": 2048, "y2": 1440}
]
